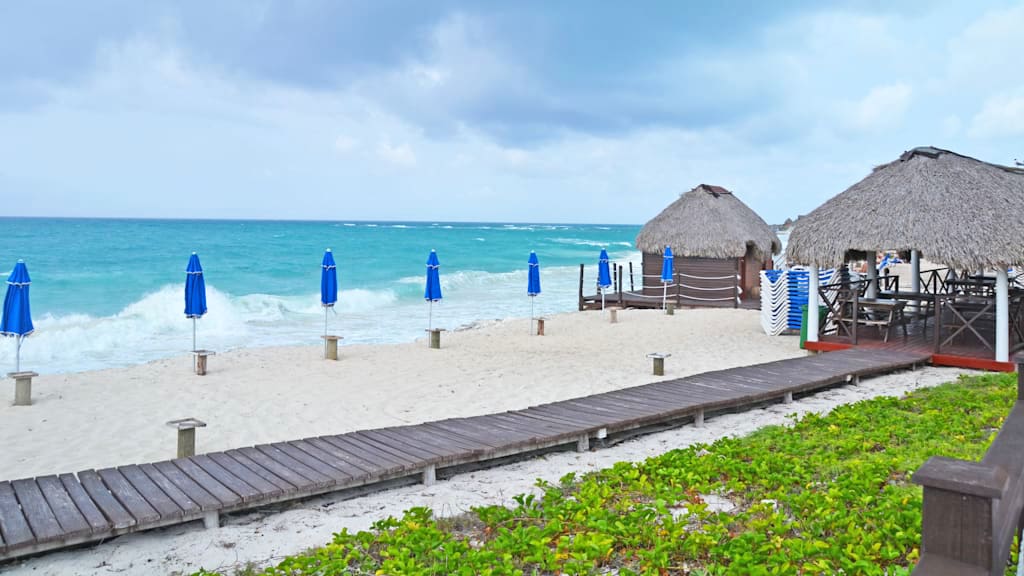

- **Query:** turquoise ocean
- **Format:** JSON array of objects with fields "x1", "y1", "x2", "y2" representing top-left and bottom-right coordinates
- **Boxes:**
[{"x1": 0, "y1": 218, "x2": 641, "y2": 374}]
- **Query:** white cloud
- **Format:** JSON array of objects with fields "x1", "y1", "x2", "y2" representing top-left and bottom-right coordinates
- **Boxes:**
[
  {"x1": 969, "y1": 92, "x2": 1024, "y2": 138},
  {"x1": 376, "y1": 140, "x2": 417, "y2": 166},
  {"x1": 837, "y1": 83, "x2": 913, "y2": 133},
  {"x1": 333, "y1": 135, "x2": 357, "y2": 153}
]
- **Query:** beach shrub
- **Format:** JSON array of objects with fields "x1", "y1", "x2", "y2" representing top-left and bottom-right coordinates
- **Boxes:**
[{"x1": 192, "y1": 372, "x2": 1017, "y2": 576}]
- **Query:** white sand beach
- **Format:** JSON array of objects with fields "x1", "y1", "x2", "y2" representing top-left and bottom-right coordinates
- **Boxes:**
[{"x1": 0, "y1": 308, "x2": 973, "y2": 575}]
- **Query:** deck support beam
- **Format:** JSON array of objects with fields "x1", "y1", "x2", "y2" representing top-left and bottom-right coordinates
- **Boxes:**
[
  {"x1": 865, "y1": 256, "x2": 878, "y2": 299},
  {"x1": 576, "y1": 435, "x2": 590, "y2": 452},
  {"x1": 203, "y1": 511, "x2": 219, "y2": 530},
  {"x1": 807, "y1": 266, "x2": 820, "y2": 343},
  {"x1": 784, "y1": 392, "x2": 793, "y2": 404},
  {"x1": 694, "y1": 409, "x2": 704, "y2": 428},
  {"x1": 996, "y1": 269, "x2": 1009, "y2": 363},
  {"x1": 422, "y1": 464, "x2": 437, "y2": 486}
]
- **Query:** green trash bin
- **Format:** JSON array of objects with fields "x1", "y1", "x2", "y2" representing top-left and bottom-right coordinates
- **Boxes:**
[{"x1": 799, "y1": 304, "x2": 828, "y2": 349}]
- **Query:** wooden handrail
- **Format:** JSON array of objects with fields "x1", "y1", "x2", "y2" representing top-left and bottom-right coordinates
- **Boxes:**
[{"x1": 910, "y1": 362, "x2": 1024, "y2": 575}]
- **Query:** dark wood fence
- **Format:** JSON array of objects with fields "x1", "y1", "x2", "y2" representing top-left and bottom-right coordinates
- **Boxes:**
[{"x1": 910, "y1": 362, "x2": 1024, "y2": 575}]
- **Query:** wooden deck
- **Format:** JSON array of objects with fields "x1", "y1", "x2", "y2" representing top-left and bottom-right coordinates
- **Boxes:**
[
  {"x1": 0, "y1": 348, "x2": 929, "y2": 562},
  {"x1": 580, "y1": 292, "x2": 760, "y2": 311},
  {"x1": 806, "y1": 311, "x2": 1018, "y2": 372}
]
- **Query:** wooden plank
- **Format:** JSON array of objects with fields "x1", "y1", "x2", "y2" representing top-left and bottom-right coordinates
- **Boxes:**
[
  {"x1": 58, "y1": 474, "x2": 110, "y2": 534},
  {"x1": 169, "y1": 459, "x2": 241, "y2": 507},
  {"x1": 321, "y1": 435, "x2": 415, "y2": 473},
  {"x1": 427, "y1": 420, "x2": 511, "y2": 448},
  {"x1": 76, "y1": 470, "x2": 136, "y2": 530},
  {"x1": 137, "y1": 464, "x2": 205, "y2": 515},
  {"x1": 346, "y1": 432, "x2": 435, "y2": 466},
  {"x1": 489, "y1": 412, "x2": 579, "y2": 435},
  {"x1": 517, "y1": 407, "x2": 596, "y2": 429},
  {"x1": 35, "y1": 476, "x2": 92, "y2": 539},
  {"x1": 252, "y1": 445, "x2": 334, "y2": 488},
  {"x1": 466, "y1": 415, "x2": 563, "y2": 443},
  {"x1": 378, "y1": 424, "x2": 485, "y2": 454},
  {"x1": 96, "y1": 468, "x2": 160, "y2": 524},
  {"x1": 232, "y1": 447, "x2": 318, "y2": 491},
  {"x1": 303, "y1": 437, "x2": 388, "y2": 475},
  {"x1": 191, "y1": 455, "x2": 263, "y2": 503},
  {"x1": 268, "y1": 443, "x2": 347, "y2": 484},
  {"x1": 288, "y1": 440, "x2": 370, "y2": 480},
  {"x1": 0, "y1": 481, "x2": 36, "y2": 550},
  {"x1": 215, "y1": 452, "x2": 295, "y2": 493},
  {"x1": 360, "y1": 428, "x2": 456, "y2": 459},
  {"x1": 372, "y1": 427, "x2": 482, "y2": 461},
  {"x1": 351, "y1": 430, "x2": 442, "y2": 464},
  {"x1": 11, "y1": 479, "x2": 64, "y2": 543},
  {"x1": 421, "y1": 422, "x2": 504, "y2": 450},
  {"x1": 207, "y1": 453, "x2": 286, "y2": 498},
  {"x1": 118, "y1": 465, "x2": 183, "y2": 521}
]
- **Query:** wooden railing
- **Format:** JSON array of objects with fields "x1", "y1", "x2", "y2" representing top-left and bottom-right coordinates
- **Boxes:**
[{"x1": 911, "y1": 362, "x2": 1024, "y2": 575}]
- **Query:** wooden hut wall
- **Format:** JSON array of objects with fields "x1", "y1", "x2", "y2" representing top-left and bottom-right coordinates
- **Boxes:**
[
  {"x1": 641, "y1": 252, "x2": 664, "y2": 296},
  {"x1": 677, "y1": 257, "x2": 738, "y2": 304},
  {"x1": 740, "y1": 244, "x2": 772, "y2": 300},
  {"x1": 641, "y1": 253, "x2": 740, "y2": 303}
]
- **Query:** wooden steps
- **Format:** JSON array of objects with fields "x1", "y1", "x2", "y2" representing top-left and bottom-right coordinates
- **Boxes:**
[{"x1": 0, "y1": 348, "x2": 929, "y2": 562}]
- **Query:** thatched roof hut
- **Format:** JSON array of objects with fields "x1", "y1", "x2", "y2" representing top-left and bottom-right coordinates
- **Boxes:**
[
  {"x1": 635, "y1": 184, "x2": 781, "y2": 259},
  {"x1": 635, "y1": 185, "x2": 780, "y2": 305},
  {"x1": 787, "y1": 147, "x2": 1024, "y2": 269}
]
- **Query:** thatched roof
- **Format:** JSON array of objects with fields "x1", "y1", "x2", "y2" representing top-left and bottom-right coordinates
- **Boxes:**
[
  {"x1": 786, "y1": 147, "x2": 1024, "y2": 269},
  {"x1": 635, "y1": 184, "x2": 780, "y2": 259}
]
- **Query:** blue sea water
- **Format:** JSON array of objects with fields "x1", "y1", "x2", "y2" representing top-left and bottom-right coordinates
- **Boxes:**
[{"x1": 0, "y1": 218, "x2": 641, "y2": 373}]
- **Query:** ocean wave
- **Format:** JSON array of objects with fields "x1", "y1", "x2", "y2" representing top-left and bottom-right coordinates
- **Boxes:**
[{"x1": 548, "y1": 238, "x2": 634, "y2": 248}]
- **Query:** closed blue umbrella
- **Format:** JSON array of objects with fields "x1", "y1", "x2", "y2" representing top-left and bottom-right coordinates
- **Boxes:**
[
  {"x1": 661, "y1": 245, "x2": 674, "y2": 310},
  {"x1": 1, "y1": 261, "x2": 34, "y2": 373},
  {"x1": 598, "y1": 249, "x2": 612, "y2": 310},
  {"x1": 527, "y1": 251, "x2": 541, "y2": 333},
  {"x1": 321, "y1": 249, "x2": 338, "y2": 355},
  {"x1": 184, "y1": 253, "x2": 207, "y2": 352},
  {"x1": 425, "y1": 249, "x2": 442, "y2": 332}
]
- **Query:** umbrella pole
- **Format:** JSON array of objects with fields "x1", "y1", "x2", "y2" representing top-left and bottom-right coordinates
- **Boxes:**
[
  {"x1": 324, "y1": 307, "x2": 329, "y2": 359},
  {"x1": 192, "y1": 317, "x2": 197, "y2": 372},
  {"x1": 530, "y1": 296, "x2": 535, "y2": 335},
  {"x1": 428, "y1": 300, "x2": 433, "y2": 336},
  {"x1": 601, "y1": 290, "x2": 605, "y2": 311},
  {"x1": 15, "y1": 335, "x2": 21, "y2": 373},
  {"x1": 663, "y1": 283, "x2": 667, "y2": 310}
]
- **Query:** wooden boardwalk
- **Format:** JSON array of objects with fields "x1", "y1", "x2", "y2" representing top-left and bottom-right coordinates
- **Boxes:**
[{"x1": 0, "y1": 348, "x2": 929, "y2": 562}]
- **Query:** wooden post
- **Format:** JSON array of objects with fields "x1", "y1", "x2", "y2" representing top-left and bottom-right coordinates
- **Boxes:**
[
  {"x1": 578, "y1": 264, "x2": 584, "y2": 311},
  {"x1": 734, "y1": 258, "x2": 740, "y2": 308},
  {"x1": 629, "y1": 262, "x2": 635, "y2": 292},
  {"x1": 647, "y1": 353, "x2": 670, "y2": 376},
  {"x1": 676, "y1": 271, "x2": 682, "y2": 306},
  {"x1": 192, "y1": 350, "x2": 215, "y2": 376},
  {"x1": 618, "y1": 265, "x2": 624, "y2": 306},
  {"x1": 666, "y1": 303, "x2": 675, "y2": 316},
  {"x1": 576, "y1": 435, "x2": 590, "y2": 452},
  {"x1": 536, "y1": 318, "x2": 545, "y2": 336},
  {"x1": 321, "y1": 335, "x2": 342, "y2": 360},
  {"x1": 427, "y1": 329, "x2": 443, "y2": 349},
  {"x1": 608, "y1": 308, "x2": 618, "y2": 323},
  {"x1": 167, "y1": 418, "x2": 207, "y2": 458},
  {"x1": 694, "y1": 409, "x2": 704, "y2": 428},
  {"x1": 422, "y1": 464, "x2": 437, "y2": 486},
  {"x1": 9, "y1": 371, "x2": 38, "y2": 406}
]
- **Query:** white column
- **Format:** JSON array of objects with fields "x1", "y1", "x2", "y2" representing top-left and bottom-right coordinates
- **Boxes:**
[
  {"x1": 996, "y1": 268, "x2": 1009, "y2": 363},
  {"x1": 807, "y1": 266, "x2": 820, "y2": 343},
  {"x1": 910, "y1": 250, "x2": 921, "y2": 293},
  {"x1": 865, "y1": 254, "x2": 878, "y2": 299}
]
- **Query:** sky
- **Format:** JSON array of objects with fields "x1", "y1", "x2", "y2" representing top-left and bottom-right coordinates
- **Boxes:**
[{"x1": 1, "y1": 1, "x2": 1022, "y2": 225}]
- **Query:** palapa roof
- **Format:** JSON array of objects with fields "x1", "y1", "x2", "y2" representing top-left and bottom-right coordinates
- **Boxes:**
[
  {"x1": 635, "y1": 184, "x2": 780, "y2": 259},
  {"x1": 786, "y1": 146, "x2": 1024, "y2": 269}
]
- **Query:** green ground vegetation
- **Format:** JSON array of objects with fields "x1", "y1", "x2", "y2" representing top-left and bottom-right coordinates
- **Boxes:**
[{"x1": 193, "y1": 372, "x2": 1017, "y2": 575}]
